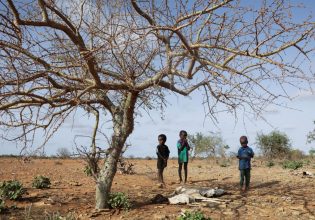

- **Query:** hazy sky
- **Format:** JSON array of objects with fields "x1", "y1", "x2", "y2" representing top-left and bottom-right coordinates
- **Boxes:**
[{"x1": 0, "y1": 0, "x2": 315, "y2": 157}]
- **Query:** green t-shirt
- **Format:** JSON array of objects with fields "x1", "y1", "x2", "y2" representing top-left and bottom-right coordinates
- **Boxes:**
[{"x1": 177, "y1": 140, "x2": 190, "y2": 163}]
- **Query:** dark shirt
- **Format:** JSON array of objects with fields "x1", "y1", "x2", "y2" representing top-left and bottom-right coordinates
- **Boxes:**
[
  {"x1": 156, "y1": 144, "x2": 170, "y2": 169},
  {"x1": 156, "y1": 144, "x2": 170, "y2": 160},
  {"x1": 237, "y1": 146, "x2": 254, "y2": 170}
]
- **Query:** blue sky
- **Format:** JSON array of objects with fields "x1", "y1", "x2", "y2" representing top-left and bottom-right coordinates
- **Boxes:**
[
  {"x1": 1, "y1": 89, "x2": 315, "y2": 157},
  {"x1": 0, "y1": 0, "x2": 315, "y2": 157}
]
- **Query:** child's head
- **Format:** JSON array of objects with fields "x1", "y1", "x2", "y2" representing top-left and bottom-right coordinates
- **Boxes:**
[
  {"x1": 240, "y1": 136, "x2": 248, "y2": 147},
  {"x1": 158, "y1": 134, "x2": 167, "y2": 144},
  {"x1": 179, "y1": 130, "x2": 188, "y2": 140}
]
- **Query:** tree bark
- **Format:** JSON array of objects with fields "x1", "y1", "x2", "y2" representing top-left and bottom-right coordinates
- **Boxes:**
[
  {"x1": 95, "y1": 92, "x2": 138, "y2": 209},
  {"x1": 95, "y1": 138, "x2": 123, "y2": 209}
]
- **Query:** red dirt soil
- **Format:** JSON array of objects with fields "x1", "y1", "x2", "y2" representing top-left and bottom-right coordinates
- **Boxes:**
[{"x1": 0, "y1": 157, "x2": 315, "y2": 219}]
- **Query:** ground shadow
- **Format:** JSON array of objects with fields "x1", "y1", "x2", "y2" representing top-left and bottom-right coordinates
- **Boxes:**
[{"x1": 252, "y1": 180, "x2": 281, "y2": 189}]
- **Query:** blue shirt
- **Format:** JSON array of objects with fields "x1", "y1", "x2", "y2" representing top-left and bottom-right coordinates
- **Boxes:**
[{"x1": 237, "y1": 146, "x2": 254, "y2": 170}]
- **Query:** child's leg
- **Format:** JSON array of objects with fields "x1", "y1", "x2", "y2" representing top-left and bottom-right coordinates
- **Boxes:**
[
  {"x1": 157, "y1": 168, "x2": 162, "y2": 183},
  {"x1": 245, "y1": 169, "x2": 251, "y2": 189},
  {"x1": 184, "y1": 162, "x2": 188, "y2": 183},
  {"x1": 240, "y1": 169, "x2": 245, "y2": 188},
  {"x1": 178, "y1": 163, "x2": 183, "y2": 182},
  {"x1": 160, "y1": 167, "x2": 165, "y2": 183}
]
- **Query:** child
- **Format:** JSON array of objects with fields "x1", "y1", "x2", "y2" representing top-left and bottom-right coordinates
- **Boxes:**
[
  {"x1": 156, "y1": 134, "x2": 170, "y2": 184},
  {"x1": 177, "y1": 130, "x2": 190, "y2": 183},
  {"x1": 237, "y1": 136, "x2": 254, "y2": 191}
]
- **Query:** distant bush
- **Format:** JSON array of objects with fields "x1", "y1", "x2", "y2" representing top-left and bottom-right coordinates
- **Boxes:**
[
  {"x1": 309, "y1": 148, "x2": 315, "y2": 158},
  {"x1": 282, "y1": 160, "x2": 303, "y2": 170},
  {"x1": 0, "y1": 180, "x2": 26, "y2": 200},
  {"x1": 108, "y1": 192, "x2": 131, "y2": 210},
  {"x1": 32, "y1": 176, "x2": 51, "y2": 189},
  {"x1": 266, "y1": 161, "x2": 275, "y2": 168},
  {"x1": 145, "y1": 156, "x2": 152, "y2": 160},
  {"x1": 178, "y1": 210, "x2": 211, "y2": 220},
  {"x1": 289, "y1": 149, "x2": 304, "y2": 160},
  {"x1": 256, "y1": 131, "x2": 291, "y2": 158},
  {"x1": 56, "y1": 147, "x2": 71, "y2": 158},
  {"x1": 256, "y1": 131, "x2": 291, "y2": 159}
]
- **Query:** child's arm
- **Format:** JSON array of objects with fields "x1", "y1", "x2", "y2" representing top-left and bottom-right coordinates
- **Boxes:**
[
  {"x1": 166, "y1": 147, "x2": 170, "y2": 160},
  {"x1": 186, "y1": 141, "x2": 191, "y2": 151},
  {"x1": 178, "y1": 142, "x2": 185, "y2": 151},
  {"x1": 156, "y1": 146, "x2": 165, "y2": 160},
  {"x1": 250, "y1": 149, "x2": 254, "y2": 158},
  {"x1": 236, "y1": 148, "x2": 241, "y2": 159}
]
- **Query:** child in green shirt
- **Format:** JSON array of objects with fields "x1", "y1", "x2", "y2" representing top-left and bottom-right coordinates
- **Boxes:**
[{"x1": 177, "y1": 130, "x2": 190, "y2": 183}]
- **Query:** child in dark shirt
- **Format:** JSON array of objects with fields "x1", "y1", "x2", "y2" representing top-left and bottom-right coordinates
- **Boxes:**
[
  {"x1": 237, "y1": 136, "x2": 254, "y2": 191},
  {"x1": 156, "y1": 134, "x2": 170, "y2": 184}
]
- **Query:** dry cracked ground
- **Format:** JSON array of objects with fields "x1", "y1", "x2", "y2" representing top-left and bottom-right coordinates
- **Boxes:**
[{"x1": 0, "y1": 157, "x2": 315, "y2": 220}]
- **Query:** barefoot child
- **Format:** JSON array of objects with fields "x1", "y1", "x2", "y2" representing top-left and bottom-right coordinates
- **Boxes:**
[
  {"x1": 177, "y1": 130, "x2": 190, "y2": 183},
  {"x1": 156, "y1": 134, "x2": 170, "y2": 184},
  {"x1": 237, "y1": 136, "x2": 254, "y2": 191}
]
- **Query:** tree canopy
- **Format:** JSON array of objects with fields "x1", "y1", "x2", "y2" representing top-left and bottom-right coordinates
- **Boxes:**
[
  {"x1": 0, "y1": 0, "x2": 314, "y2": 209},
  {"x1": 256, "y1": 130, "x2": 291, "y2": 158}
]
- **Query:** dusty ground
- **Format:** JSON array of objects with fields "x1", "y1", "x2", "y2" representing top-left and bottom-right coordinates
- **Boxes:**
[{"x1": 0, "y1": 157, "x2": 315, "y2": 220}]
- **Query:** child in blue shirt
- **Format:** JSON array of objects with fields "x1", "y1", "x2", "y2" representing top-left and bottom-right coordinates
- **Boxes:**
[{"x1": 237, "y1": 136, "x2": 254, "y2": 191}]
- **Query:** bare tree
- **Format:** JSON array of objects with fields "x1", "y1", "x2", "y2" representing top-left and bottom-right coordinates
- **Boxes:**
[{"x1": 0, "y1": 0, "x2": 314, "y2": 208}]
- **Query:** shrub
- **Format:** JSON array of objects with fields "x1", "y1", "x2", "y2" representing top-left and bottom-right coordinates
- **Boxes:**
[
  {"x1": 0, "y1": 180, "x2": 26, "y2": 200},
  {"x1": 178, "y1": 210, "x2": 211, "y2": 220},
  {"x1": 56, "y1": 147, "x2": 71, "y2": 158},
  {"x1": 145, "y1": 156, "x2": 152, "y2": 160},
  {"x1": 108, "y1": 192, "x2": 131, "y2": 210},
  {"x1": 83, "y1": 165, "x2": 93, "y2": 177},
  {"x1": 32, "y1": 176, "x2": 51, "y2": 189},
  {"x1": 282, "y1": 160, "x2": 303, "y2": 170},
  {"x1": 266, "y1": 161, "x2": 275, "y2": 168}
]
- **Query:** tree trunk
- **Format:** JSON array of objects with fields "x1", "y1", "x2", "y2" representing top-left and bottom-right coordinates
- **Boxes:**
[
  {"x1": 95, "y1": 92, "x2": 137, "y2": 209},
  {"x1": 95, "y1": 140, "x2": 123, "y2": 209}
]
